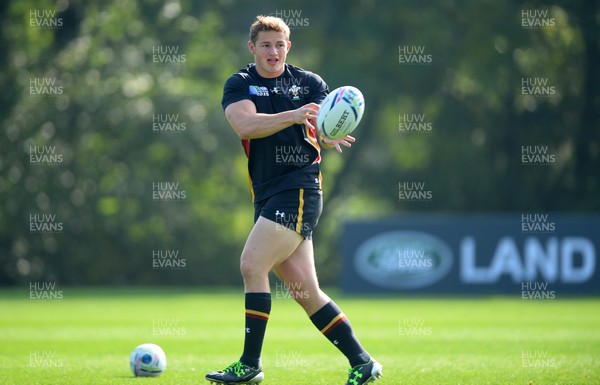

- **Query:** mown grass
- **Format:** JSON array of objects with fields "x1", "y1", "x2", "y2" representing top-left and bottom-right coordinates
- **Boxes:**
[{"x1": 1, "y1": 288, "x2": 599, "y2": 384}]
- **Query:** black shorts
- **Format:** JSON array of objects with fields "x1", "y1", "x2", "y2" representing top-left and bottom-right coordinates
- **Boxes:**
[{"x1": 254, "y1": 188, "x2": 323, "y2": 240}]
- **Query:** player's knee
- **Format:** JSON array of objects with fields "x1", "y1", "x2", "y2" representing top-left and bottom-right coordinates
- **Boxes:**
[
  {"x1": 239, "y1": 258, "x2": 253, "y2": 280},
  {"x1": 240, "y1": 256, "x2": 267, "y2": 282}
]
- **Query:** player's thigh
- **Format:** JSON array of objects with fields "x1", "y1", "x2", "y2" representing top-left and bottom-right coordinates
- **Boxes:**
[
  {"x1": 273, "y1": 239, "x2": 320, "y2": 291},
  {"x1": 241, "y1": 215, "x2": 304, "y2": 274}
]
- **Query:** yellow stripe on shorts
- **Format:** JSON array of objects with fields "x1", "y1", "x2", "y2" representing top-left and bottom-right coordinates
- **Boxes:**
[{"x1": 295, "y1": 188, "x2": 305, "y2": 234}]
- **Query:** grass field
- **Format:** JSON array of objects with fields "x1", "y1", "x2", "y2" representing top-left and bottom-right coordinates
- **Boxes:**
[{"x1": 1, "y1": 288, "x2": 599, "y2": 385}]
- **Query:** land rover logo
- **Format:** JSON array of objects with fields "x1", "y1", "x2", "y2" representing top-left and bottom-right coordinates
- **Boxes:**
[{"x1": 353, "y1": 231, "x2": 453, "y2": 289}]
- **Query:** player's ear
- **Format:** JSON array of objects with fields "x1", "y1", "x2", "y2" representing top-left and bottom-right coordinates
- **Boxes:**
[
  {"x1": 248, "y1": 40, "x2": 255, "y2": 54},
  {"x1": 286, "y1": 40, "x2": 291, "y2": 52}
]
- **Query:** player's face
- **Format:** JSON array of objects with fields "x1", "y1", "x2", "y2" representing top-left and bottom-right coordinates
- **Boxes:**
[{"x1": 248, "y1": 30, "x2": 291, "y2": 78}]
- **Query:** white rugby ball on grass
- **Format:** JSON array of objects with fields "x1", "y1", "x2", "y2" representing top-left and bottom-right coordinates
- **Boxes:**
[
  {"x1": 317, "y1": 86, "x2": 365, "y2": 140},
  {"x1": 130, "y1": 343, "x2": 167, "y2": 377}
]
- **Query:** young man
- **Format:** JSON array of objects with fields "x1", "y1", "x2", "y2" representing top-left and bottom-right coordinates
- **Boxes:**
[{"x1": 206, "y1": 15, "x2": 382, "y2": 385}]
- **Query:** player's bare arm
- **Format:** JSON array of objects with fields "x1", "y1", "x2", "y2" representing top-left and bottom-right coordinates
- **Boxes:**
[{"x1": 225, "y1": 99, "x2": 320, "y2": 139}]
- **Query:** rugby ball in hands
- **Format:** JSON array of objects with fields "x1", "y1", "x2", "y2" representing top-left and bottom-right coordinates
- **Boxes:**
[{"x1": 317, "y1": 86, "x2": 365, "y2": 140}]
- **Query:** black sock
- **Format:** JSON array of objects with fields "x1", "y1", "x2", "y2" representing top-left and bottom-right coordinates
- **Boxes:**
[
  {"x1": 239, "y1": 292, "x2": 271, "y2": 369},
  {"x1": 310, "y1": 301, "x2": 370, "y2": 367}
]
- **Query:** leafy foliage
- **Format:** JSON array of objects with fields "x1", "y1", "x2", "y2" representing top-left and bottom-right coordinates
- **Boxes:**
[{"x1": 1, "y1": 0, "x2": 598, "y2": 286}]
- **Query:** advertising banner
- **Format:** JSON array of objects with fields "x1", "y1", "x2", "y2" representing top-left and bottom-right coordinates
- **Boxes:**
[{"x1": 341, "y1": 215, "x2": 599, "y2": 295}]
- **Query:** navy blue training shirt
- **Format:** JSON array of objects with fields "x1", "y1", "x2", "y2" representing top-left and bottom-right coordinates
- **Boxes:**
[{"x1": 222, "y1": 63, "x2": 329, "y2": 202}]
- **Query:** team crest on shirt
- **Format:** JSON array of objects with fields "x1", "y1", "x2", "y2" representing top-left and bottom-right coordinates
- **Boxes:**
[
  {"x1": 288, "y1": 85, "x2": 302, "y2": 100},
  {"x1": 249, "y1": 85, "x2": 269, "y2": 96}
]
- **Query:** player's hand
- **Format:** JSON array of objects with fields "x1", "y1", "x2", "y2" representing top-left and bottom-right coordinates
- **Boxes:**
[
  {"x1": 293, "y1": 103, "x2": 320, "y2": 130},
  {"x1": 320, "y1": 135, "x2": 356, "y2": 154}
]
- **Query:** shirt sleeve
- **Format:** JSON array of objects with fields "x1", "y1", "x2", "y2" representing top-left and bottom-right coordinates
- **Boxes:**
[
  {"x1": 307, "y1": 72, "x2": 329, "y2": 105},
  {"x1": 221, "y1": 73, "x2": 250, "y2": 111}
]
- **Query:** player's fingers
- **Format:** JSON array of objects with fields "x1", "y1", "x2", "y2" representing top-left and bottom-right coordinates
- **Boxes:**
[
  {"x1": 335, "y1": 143, "x2": 343, "y2": 153},
  {"x1": 303, "y1": 118, "x2": 315, "y2": 130},
  {"x1": 302, "y1": 107, "x2": 317, "y2": 120},
  {"x1": 305, "y1": 103, "x2": 320, "y2": 111}
]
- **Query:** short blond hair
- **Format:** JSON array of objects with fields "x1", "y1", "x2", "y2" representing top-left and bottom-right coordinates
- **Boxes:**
[{"x1": 249, "y1": 15, "x2": 290, "y2": 44}]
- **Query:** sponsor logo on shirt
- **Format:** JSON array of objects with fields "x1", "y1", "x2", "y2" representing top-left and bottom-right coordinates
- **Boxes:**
[{"x1": 249, "y1": 85, "x2": 269, "y2": 96}]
